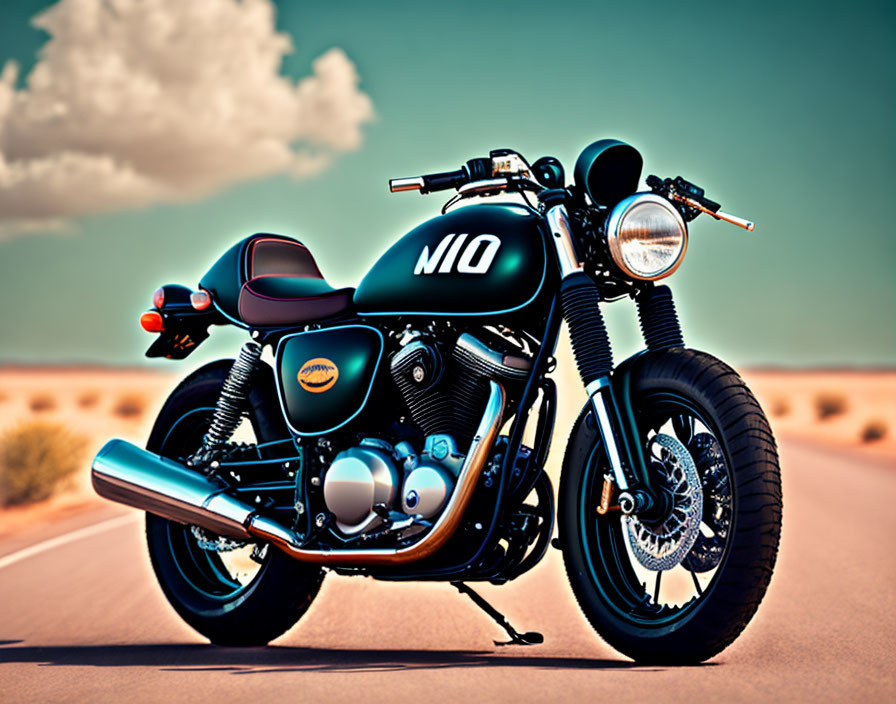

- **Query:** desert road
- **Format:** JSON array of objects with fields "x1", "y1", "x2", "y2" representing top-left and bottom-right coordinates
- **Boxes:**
[{"x1": 1, "y1": 438, "x2": 894, "y2": 703}]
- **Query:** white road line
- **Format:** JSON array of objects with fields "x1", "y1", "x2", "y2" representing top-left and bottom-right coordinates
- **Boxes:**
[{"x1": 0, "y1": 513, "x2": 140, "y2": 571}]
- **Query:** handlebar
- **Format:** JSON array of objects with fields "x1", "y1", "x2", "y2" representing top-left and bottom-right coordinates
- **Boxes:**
[
  {"x1": 390, "y1": 167, "x2": 470, "y2": 194},
  {"x1": 389, "y1": 157, "x2": 494, "y2": 194}
]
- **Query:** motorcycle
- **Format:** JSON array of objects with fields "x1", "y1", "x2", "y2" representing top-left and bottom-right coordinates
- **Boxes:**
[{"x1": 91, "y1": 140, "x2": 782, "y2": 663}]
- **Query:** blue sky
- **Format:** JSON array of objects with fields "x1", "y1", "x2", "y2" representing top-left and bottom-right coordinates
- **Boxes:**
[{"x1": 0, "y1": 0, "x2": 893, "y2": 368}]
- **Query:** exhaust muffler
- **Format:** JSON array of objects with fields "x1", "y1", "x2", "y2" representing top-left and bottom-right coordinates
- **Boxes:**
[{"x1": 92, "y1": 439, "x2": 254, "y2": 539}]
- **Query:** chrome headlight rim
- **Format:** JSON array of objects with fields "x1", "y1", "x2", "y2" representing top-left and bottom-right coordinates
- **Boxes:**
[{"x1": 605, "y1": 193, "x2": 688, "y2": 281}]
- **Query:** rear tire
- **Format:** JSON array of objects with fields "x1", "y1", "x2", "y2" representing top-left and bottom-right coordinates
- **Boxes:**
[
  {"x1": 145, "y1": 363, "x2": 324, "y2": 646},
  {"x1": 559, "y1": 348, "x2": 782, "y2": 663}
]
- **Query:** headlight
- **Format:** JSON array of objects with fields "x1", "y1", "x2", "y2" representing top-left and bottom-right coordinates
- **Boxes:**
[{"x1": 605, "y1": 193, "x2": 687, "y2": 280}]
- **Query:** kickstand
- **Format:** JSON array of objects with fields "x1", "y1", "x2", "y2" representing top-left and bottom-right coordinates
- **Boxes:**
[{"x1": 451, "y1": 581, "x2": 544, "y2": 646}]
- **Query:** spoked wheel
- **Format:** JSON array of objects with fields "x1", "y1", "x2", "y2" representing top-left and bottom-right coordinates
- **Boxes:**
[
  {"x1": 144, "y1": 365, "x2": 324, "y2": 646},
  {"x1": 560, "y1": 349, "x2": 781, "y2": 664}
]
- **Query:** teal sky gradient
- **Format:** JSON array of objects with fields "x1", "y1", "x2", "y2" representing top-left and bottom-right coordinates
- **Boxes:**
[{"x1": 0, "y1": 0, "x2": 894, "y2": 368}]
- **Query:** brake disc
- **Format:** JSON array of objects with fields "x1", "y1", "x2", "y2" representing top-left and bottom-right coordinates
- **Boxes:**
[{"x1": 625, "y1": 433, "x2": 703, "y2": 571}]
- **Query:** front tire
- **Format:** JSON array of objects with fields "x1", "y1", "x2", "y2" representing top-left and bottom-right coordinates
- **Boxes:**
[
  {"x1": 144, "y1": 363, "x2": 324, "y2": 646},
  {"x1": 559, "y1": 349, "x2": 782, "y2": 663}
]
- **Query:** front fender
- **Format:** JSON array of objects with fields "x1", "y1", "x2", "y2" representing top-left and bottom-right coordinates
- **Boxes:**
[
  {"x1": 561, "y1": 349, "x2": 653, "y2": 494},
  {"x1": 609, "y1": 350, "x2": 651, "y2": 488}
]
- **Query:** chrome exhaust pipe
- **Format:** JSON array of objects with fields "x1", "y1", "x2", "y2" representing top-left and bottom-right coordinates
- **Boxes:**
[
  {"x1": 92, "y1": 439, "x2": 254, "y2": 539},
  {"x1": 91, "y1": 380, "x2": 506, "y2": 566}
]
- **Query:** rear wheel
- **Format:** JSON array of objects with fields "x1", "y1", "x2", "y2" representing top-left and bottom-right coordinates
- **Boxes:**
[
  {"x1": 145, "y1": 364, "x2": 324, "y2": 646},
  {"x1": 560, "y1": 348, "x2": 782, "y2": 663}
]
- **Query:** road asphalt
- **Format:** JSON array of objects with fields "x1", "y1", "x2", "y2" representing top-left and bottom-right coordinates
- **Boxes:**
[{"x1": 1, "y1": 437, "x2": 894, "y2": 702}]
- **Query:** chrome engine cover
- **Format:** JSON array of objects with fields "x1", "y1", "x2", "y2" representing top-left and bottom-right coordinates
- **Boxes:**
[
  {"x1": 323, "y1": 440, "x2": 399, "y2": 535},
  {"x1": 322, "y1": 434, "x2": 464, "y2": 537},
  {"x1": 402, "y1": 466, "x2": 450, "y2": 518},
  {"x1": 400, "y1": 434, "x2": 462, "y2": 519}
]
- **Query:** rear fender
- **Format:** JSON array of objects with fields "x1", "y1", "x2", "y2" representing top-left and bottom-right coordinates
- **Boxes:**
[{"x1": 144, "y1": 284, "x2": 224, "y2": 359}]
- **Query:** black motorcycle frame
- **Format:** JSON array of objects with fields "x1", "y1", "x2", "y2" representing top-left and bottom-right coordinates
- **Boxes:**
[{"x1": 138, "y1": 147, "x2": 694, "y2": 585}]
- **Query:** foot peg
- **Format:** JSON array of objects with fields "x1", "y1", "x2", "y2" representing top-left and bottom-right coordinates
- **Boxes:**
[{"x1": 452, "y1": 581, "x2": 544, "y2": 646}]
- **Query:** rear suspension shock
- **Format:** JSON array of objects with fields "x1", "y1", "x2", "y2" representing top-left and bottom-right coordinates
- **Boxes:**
[{"x1": 188, "y1": 341, "x2": 262, "y2": 469}]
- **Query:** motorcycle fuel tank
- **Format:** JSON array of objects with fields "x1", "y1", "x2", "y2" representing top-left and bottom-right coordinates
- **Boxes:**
[
  {"x1": 276, "y1": 325, "x2": 383, "y2": 436},
  {"x1": 353, "y1": 203, "x2": 548, "y2": 316}
]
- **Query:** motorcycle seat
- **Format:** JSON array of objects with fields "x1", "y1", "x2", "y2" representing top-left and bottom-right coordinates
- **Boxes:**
[
  {"x1": 238, "y1": 274, "x2": 354, "y2": 327},
  {"x1": 200, "y1": 233, "x2": 355, "y2": 326}
]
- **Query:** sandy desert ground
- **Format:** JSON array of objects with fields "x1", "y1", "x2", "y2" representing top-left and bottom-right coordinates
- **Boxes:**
[
  {"x1": 0, "y1": 366, "x2": 174, "y2": 536},
  {"x1": 742, "y1": 368, "x2": 896, "y2": 462}
]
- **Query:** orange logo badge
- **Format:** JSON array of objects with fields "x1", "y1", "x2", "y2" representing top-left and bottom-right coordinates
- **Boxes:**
[{"x1": 297, "y1": 358, "x2": 339, "y2": 393}]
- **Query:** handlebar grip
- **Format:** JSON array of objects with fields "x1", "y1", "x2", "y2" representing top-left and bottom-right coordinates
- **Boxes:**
[
  {"x1": 421, "y1": 168, "x2": 469, "y2": 194},
  {"x1": 390, "y1": 167, "x2": 471, "y2": 194}
]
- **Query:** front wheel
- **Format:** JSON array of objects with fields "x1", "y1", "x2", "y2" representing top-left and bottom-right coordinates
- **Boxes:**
[{"x1": 559, "y1": 348, "x2": 782, "y2": 663}]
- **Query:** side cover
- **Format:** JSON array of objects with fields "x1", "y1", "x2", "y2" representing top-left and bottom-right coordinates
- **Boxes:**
[
  {"x1": 276, "y1": 325, "x2": 383, "y2": 436},
  {"x1": 353, "y1": 203, "x2": 547, "y2": 316}
]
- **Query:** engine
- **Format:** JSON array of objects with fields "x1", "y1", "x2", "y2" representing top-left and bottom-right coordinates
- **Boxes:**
[
  {"x1": 322, "y1": 434, "x2": 463, "y2": 535},
  {"x1": 391, "y1": 330, "x2": 531, "y2": 447},
  {"x1": 321, "y1": 329, "x2": 531, "y2": 537}
]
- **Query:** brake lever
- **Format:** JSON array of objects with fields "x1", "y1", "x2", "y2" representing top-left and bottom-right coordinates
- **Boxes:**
[
  {"x1": 647, "y1": 174, "x2": 754, "y2": 231},
  {"x1": 669, "y1": 192, "x2": 755, "y2": 231}
]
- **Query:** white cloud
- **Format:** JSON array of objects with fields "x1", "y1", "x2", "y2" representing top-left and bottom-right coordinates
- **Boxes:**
[{"x1": 0, "y1": 0, "x2": 374, "y2": 236}]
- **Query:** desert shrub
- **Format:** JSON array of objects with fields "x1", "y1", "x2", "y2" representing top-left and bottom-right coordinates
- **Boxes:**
[
  {"x1": 770, "y1": 397, "x2": 790, "y2": 418},
  {"x1": 29, "y1": 393, "x2": 56, "y2": 413},
  {"x1": 112, "y1": 393, "x2": 146, "y2": 419},
  {"x1": 0, "y1": 422, "x2": 88, "y2": 506},
  {"x1": 814, "y1": 392, "x2": 847, "y2": 420},
  {"x1": 860, "y1": 419, "x2": 888, "y2": 443},
  {"x1": 77, "y1": 390, "x2": 100, "y2": 409}
]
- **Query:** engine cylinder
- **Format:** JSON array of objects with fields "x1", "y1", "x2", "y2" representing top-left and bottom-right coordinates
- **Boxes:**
[{"x1": 391, "y1": 332, "x2": 530, "y2": 448}]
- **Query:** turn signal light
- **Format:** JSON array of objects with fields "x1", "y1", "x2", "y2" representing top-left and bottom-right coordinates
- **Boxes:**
[
  {"x1": 190, "y1": 290, "x2": 212, "y2": 311},
  {"x1": 152, "y1": 287, "x2": 165, "y2": 309},
  {"x1": 140, "y1": 311, "x2": 164, "y2": 333}
]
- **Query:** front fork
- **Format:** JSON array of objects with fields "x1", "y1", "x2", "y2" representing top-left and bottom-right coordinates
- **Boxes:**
[{"x1": 544, "y1": 197, "x2": 684, "y2": 517}]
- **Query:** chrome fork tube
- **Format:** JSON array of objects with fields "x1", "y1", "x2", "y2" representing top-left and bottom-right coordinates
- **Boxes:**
[
  {"x1": 545, "y1": 204, "x2": 582, "y2": 278},
  {"x1": 585, "y1": 379, "x2": 630, "y2": 492},
  {"x1": 545, "y1": 202, "x2": 632, "y2": 492}
]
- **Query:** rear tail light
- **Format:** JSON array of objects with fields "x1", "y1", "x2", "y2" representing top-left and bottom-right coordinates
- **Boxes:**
[
  {"x1": 152, "y1": 287, "x2": 165, "y2": 309},
  {"x1": 190, "y1": 290, "x2": 212, "y2": 311},
  {"x1": 140, "y1": 311, "x2": 164, "y2": 333}
]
